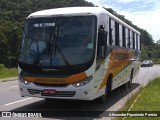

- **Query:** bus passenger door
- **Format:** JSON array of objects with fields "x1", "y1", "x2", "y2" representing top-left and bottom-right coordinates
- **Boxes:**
[{"x1": 95, "y1": 24, "x2": 107, "y2": 88}]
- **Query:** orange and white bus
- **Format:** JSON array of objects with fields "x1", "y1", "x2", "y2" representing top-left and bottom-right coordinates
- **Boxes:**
[{"x1": 18, "y1": 7, "x2": 141, "y2": 102}]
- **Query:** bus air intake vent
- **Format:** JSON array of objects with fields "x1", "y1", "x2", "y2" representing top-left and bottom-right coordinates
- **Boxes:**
[
  {"x1": 41, "y1": 91, "x2": 76, "y2": 97},
  {"x1": 28, "y1": 89, "x2": 41, "y2": 95},
  {"x1": 33, "y1": 82, "x2": 68, "y2": 87}
]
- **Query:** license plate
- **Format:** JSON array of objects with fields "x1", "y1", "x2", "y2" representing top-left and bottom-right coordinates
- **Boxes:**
[{"x1": 43, "y1": 89, "x2": 56, "y2": 94}]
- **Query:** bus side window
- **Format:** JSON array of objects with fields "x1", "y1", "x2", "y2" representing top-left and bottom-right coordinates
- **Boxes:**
[
  {"x1": 136, "y1": 34, "x2": 138, "y2": 50},
  {"x1": 109, "y1": 18, "x2": 112, "y2": 45},
  {"x1": 109, "y1": 18, "x2": 115, "y2": 46},
  {"x1": 115, "y1": 21, "x2": 119, "y2": 46},
  {"x1": 127, "y1": 29, "x2": 131, "y2": 48},
  {"x1": 138, "y1": 35, "x2": 141, "y2": 50},
  {"x1": 132, "y1": 32, "x2": 135, "y2": 49},
  {"x1": 122, "y1": 26, "x2": 126, "y2": 47},
  {"x1": 127, "y1": 29, "x2": 130, "y2": 48},
  {"x1": 130, "y1": 30, "x2": 133, "y2": 48},
  {"x1": 119, "y1": 24, "x2": 123, "y2": 47},
  {"x1": 125, "y1": 28, "x2": 128, "y2": 48},
  {"x1": 134, "y1": 33, "x2": 137, "y2": 49}
]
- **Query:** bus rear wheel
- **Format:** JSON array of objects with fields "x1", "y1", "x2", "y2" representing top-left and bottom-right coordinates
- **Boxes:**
[{"x1": 127, "y1": 70, "x2": 133, "y2": 89}]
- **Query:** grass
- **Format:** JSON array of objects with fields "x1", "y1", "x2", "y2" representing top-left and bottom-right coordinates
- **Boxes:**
[
  {"x1": 0, "y1": 68, "x2": 18, "y2": 80},
  {"x1": 116, "y1": 78, "x2": 160, "y2": 120},
  {"x1": 120, "y1": 88, "x2": 143, "y2": 112},
  {"x1": 131, "y1": 78, "x2": 160, "y2": 111}
]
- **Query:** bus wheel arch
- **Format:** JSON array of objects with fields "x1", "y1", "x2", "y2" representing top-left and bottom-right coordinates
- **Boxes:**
[
  {"x1": 98, "y1": 73, "x2": 113, "y2": 104},
  {"x1": 106, "y1": 74, "x2": 113, "y2": 95}
]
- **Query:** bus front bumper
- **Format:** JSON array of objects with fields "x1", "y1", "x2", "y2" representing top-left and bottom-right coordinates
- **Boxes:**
[{"x1": 18, "y1": 80, "x2": 104, "y2": 101}]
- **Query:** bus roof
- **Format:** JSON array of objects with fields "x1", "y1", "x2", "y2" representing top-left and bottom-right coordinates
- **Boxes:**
[
  {"x1": 28, "y1": 7, "x2": 106, "y2": 18},
  {"x1": 28, "y1": 7, "x2": 140, "y2": 34}
]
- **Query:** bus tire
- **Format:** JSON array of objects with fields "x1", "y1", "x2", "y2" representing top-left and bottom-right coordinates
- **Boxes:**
[
  {"x1": 98, "y1": 75, "x2": 112, "y2": 104},
  {"x1": 127, "y1": 69, "x2": 133, "y2": 89},
  {"x1": 98, "y1": 94, "x2": 106, "y2": 104},
  {"x1": 44, "y1": 98, "x2": 53, "y2": 101}
]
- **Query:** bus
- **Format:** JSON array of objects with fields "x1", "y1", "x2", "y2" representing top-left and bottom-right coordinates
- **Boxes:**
[{"x1": 18, "y1": 6, "x2": 141, "y2": 103}]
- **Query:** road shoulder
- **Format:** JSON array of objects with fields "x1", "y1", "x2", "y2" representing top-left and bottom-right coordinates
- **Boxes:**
[{"x1": 0, "y1": 77, "x2": 18, "y2": 82}]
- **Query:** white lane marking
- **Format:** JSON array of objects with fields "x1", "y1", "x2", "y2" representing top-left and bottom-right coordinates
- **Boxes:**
[
  {"x1": 123, "y1": 89, "x2": 144, "y2": 120},
  {"x1": 10, "y1": 86, "x2": 18, "y2": 88},
  {"x1": 5, "y1": 97, "x2": 33, "y2": 106},
  {"x1": 128, "y1": 89, "x2": 144, "y2": 111}
]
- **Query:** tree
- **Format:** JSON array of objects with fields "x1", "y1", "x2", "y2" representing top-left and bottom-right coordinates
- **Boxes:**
[
  {"x1": 0, "y1": 0, "x2": 94, "y2": 67},
  {"x1": 0, "y1": 29, "x2": 8, "y2": 65},
  {"x1": 0, "y1": 0, "x2": 158, "y2": 67}
]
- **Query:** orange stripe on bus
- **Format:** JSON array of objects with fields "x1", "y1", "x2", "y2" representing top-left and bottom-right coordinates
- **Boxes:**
[
  {"x1": 98, "y1": 48, "x2": 134, "y2": 91},
  {"x1": 24, "y1": 72, "x2": 87, "y2": 84}
]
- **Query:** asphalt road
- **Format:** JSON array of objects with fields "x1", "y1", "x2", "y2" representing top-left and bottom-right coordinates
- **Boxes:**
[{"x1": 0, "y1": 65, "x2": 160, "y2": 120}]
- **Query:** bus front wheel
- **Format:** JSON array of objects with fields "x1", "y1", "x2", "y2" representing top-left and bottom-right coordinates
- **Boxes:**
[{"x1": 98, "y1": 75, "x2": 112, "y2": 104}]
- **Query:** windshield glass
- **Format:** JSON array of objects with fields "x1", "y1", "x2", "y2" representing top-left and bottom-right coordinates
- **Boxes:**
[
  {"x1": 142, "y1": 60, "x2": 149, "y2": 64},
  {"x1": 20, "y1": 16, "x2": 96, "y2": 67}
]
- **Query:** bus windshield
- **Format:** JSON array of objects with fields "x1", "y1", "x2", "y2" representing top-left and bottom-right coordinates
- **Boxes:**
[{"x1": 20, "y1": 16, "x2": 96, "y2": 67}]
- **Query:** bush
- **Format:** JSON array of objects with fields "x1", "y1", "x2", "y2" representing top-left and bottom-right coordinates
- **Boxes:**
[
  {"x1": 0, "y1": 67, "x2": 18, "y2": 79},
  {"x1": 153, "y1": 59, "x2": 160, "y2": 64},
  {"x1": 0, "y1": 64, "x2": 5, "y2": 71}
]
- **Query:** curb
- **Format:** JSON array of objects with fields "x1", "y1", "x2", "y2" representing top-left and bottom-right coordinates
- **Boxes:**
[{"x1": 0, "y1": 77, "x2": 18, "y2": 82}]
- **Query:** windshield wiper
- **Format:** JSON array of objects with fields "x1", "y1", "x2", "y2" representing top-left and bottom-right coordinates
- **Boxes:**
[
  {"x1": 56, "y1": 43, "x2": 70, "y2": 66},
  {"x1": 52, "y1": 25, "x2": 70, "y2": 66},
  {"x1": 48, "y1": 27, "x2": 54, "y2": 60}
]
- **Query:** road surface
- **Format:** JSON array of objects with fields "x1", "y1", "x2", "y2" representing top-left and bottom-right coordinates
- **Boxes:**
[{"x1": 0, "y1": 65, "x2": 160, "y2": 120}]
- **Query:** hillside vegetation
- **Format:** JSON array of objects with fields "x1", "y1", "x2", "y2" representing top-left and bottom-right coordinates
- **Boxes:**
[{"x1": 0, "y1": 0, "x2": 158, "y2": 68}]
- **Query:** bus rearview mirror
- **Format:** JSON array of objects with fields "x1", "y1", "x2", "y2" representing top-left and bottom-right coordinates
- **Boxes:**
[{"x1": 100, "y1": 46, "x2": 105, "y2": 58}]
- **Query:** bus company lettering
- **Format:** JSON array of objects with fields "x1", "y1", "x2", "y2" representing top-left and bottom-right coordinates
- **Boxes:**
[
  {"x1": 114, "y1": 53, "x2": 128, "y2": 60},
  {"x1": 42, "y1": 68, "x2": 59, "y2": 72},
  {"x1": 35, "y1": 78, "x2": 65, "y2": 83}
]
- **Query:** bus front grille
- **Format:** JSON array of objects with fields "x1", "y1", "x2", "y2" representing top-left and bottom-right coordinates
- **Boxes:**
[
  {"x1": 33, "y1": 82, "x2": 68, "y2": 87},
  {"x1": 28, "y1": 89, "x2": 76, "y2": 97}
]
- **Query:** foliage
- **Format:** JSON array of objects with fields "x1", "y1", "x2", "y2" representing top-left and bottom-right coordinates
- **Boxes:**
[
  {"x1": 0, "y1": 0, "x2": 93, "y2": 67},
  {"x1": 0, "y1": 64, "x2": 5, "y2": 71},
  {"x1": 140, "y1": 43, "x2": 160, "y2": 62},
  {"x1": 0, "y1": 0, "x2": 158, "y2": 67},
  {"x1": 0, "y1": 67, "x2": 18, "y2": 79}
]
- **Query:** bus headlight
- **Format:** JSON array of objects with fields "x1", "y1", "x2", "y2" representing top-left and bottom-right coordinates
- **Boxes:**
[
  {"x1": 19, "y1": 76, "x2": 31, "y2": 85},
  {"x1": 72, "y1": 76, "x2": 93, "y2": 87}
]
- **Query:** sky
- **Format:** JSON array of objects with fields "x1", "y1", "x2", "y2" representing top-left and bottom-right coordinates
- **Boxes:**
[{"x1": 86, "y1": 0, "x2": 160, "y2": 42}]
